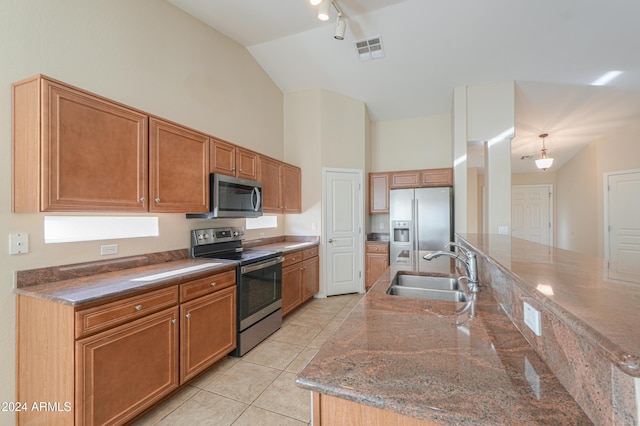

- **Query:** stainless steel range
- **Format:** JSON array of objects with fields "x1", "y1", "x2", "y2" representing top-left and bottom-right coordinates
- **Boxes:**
[{"x1": 191, "y1": 227, "x2": 283, "y2": 356}]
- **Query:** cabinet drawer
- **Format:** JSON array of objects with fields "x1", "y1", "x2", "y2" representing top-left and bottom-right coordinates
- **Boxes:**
[
  {"x1": 180, "y1": 270, "x2": 236, "y2": 302},
  {"x1": 366, "y1": 243, "x2": 389, "y2": 254},
  {"x1": 282, "y1": 250, "x2": 303, "y2": 268},
  {"x1": 75, "y1": 286, "x2": 179, "y2": 338},
  {"x1": 303, "y1": 246, "x2": 319, "y2": 259}
]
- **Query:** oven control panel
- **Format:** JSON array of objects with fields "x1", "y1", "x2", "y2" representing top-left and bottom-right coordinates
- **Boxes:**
[{"x1": 192, "y1": 227, "x2": 245, "y2": 246}]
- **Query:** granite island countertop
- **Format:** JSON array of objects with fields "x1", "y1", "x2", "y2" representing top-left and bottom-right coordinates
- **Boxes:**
[
  {"x1": 296, "y1": 256, "x2": 591, "y2": 424},
  {"x1": 458, "y1": 233, "x2": 640, "y2": 376}
]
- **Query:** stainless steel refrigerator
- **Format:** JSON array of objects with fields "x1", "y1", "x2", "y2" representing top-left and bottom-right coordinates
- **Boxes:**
[{"x1": 389, "y1": 187, "x2": 453, "y2": 269}]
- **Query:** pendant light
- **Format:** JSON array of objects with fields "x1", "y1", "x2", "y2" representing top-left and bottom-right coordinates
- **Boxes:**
[{"x1": 535, "y1": 133, "x2": 554, "y2": 171}]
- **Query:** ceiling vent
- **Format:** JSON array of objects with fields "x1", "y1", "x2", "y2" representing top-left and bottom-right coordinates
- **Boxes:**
[{"x1": 355, "y1": 36, "x2": 385, "y2": 61}]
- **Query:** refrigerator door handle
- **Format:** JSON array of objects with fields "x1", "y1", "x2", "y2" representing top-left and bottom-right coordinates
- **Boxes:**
[{"x1": 413, "y1": 197, "x2": 419, "y2": 266}]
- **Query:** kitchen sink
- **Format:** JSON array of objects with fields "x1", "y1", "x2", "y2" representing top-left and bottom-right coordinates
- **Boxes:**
[
  {"x1": 386, "y1": 273, "x2": 468, "y2": 302},
  {"x1": 394, "y1": 274, "x2": 461, "y2": 291},
  {"x1": 386, "y1": 285, "x2": 468, "y2": 302}
]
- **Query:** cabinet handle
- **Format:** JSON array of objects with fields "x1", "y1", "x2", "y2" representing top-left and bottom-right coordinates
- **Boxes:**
[
  {"x1": 135, "y1": 305, "x2": 142, "y2": 311},
  {"x1": 239, "y1": 169, "x2": 243, "y2": 173},
  {"x1": 171, "y1": 319, "x2": 177, "y2": 324},
  {"x1": 211, "y1": 282, "x2": 217, "y2": 287},
  {"x1": 155, "y1": 197, "x2": 161, "y2": 203},
  {"x1": 232, "y1": 167, "x2": 236, "y2": 171},
  {"x1": 140, "y1": 197, "x2": 145, "y2": 202},
  {"x1": 186, "y1": 313, "x2": 191, "y2": 319}
]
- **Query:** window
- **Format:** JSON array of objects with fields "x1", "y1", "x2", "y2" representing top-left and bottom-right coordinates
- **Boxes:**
[{"x1": 44, "y1": 216, "x2": 159, "y2": 243}]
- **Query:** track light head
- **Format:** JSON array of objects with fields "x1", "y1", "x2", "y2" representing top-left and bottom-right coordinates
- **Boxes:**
[
  {"x1": 334, "y1": 17, "x2": 346, "y2": 40},
  {"x1": 317, "y1": 0, "x2": 330, "y2": 21}
]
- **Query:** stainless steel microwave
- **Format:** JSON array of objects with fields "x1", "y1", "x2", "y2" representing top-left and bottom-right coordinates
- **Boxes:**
[{"x1": 187, "y1": 174, "x2": 263, "y2": 219}]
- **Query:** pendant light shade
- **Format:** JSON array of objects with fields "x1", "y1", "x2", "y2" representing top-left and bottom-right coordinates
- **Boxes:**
[{"x1": 535, "y1": 133, "x2": 554, "y2": 171}]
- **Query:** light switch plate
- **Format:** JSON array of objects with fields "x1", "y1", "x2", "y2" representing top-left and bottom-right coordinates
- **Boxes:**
[
  {"x1": 523, "y1": 301, "x2": 542, "y2": 336},
  {"x1": 10, "y1": 233, "x2": 29, "y2": 254},
  {"x1": 498, "y1": 226, "x2": 509, "y2": 235}
]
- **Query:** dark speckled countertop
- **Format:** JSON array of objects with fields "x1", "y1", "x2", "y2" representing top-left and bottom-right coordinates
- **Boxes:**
[
  {"x1": 14, "y1": 258, "x2": 237, "y2": 306},
  {"x1": 296, "y1": 256, "x2": 591, "y2": 424}
]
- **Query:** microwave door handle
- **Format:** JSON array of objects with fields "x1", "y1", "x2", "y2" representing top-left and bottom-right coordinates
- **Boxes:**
[{"x1": 251, "y1": 187, "x2": 261, "y2": 211}]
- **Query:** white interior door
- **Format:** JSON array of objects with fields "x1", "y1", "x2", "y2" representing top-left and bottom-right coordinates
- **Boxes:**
[
  {"x1": 606, "y1": 170, "x2": 640, "y2": 282},
  {"x1": 512, "y1": 185, "x2": 552, "y2": 246},
  {"x1": 323, "y1": 168, "x2": 363, "y2": 296}
]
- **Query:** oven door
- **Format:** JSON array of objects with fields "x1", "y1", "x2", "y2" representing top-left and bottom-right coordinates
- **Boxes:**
[{"x1": 238, "y1": 256, "x2": 283, "y2": 331}]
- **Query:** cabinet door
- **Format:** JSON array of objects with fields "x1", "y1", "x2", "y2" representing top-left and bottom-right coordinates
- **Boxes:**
[
  {"x1": 420, "y1": 168, "x2": 453, "y2": 187},
  {"x1": 366, "y1": 253, "x2": 389, "y2": 287},
  {"x1": 76, "y1": 307, "x2": 179, "y2": 426},
  {"x1": 302, "y1": 256, "x2": 320, "y2": 301},
  {"x1": 41, "y1": 79, "x2": 148, "y2": 211},
  {"x1": 258, "y1": 156, "x2": 282, "y2": 213},
  {"x1": 282, "y1": 164, "x2": 302, "y2": 213},
  {"x1": 210, "y1": 138, "x2": 236, "y2": 176},
  {"x1": 282, "y1": 264, "x2": 303, "y2": 316},
  {"x1": 369, "y1": 173, "x2": 390, "y2": 214},
  {"x1": 180, "y1": 286, "x2": 236, "y2": 384},
  {"x1": 149, "y1": 118, "x2": 210, "y2": 213},
  {"x1": 236, "y1": 148, "x2": 258, "y2": 180},
  {"x1": 390, "y1": 170, "x2": 421, "y2": 189}
]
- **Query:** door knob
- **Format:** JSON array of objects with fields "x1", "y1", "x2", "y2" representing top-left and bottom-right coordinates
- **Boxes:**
[{"x1": 328, "y1": 239, "x2": 333, "y2": 243}]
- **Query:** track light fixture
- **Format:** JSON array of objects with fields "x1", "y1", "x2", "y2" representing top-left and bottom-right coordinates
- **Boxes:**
[
  {"x1": 334, "y1": 16, "x2": 346, "y2": 40},
  {"x1": 310, "y1": 0, "x2": 347, "y2": 40},
  {"x1": 317, "y1": 0, "x2": 330, "y2": 21}
]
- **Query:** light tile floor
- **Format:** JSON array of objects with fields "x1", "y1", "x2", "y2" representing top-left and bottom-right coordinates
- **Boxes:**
[{"x1": 132, "y1": 293, "x2": 364, "y2": 426}]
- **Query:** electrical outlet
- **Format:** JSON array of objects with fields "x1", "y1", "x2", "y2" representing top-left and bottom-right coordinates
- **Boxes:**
[
  {"x1": 523, "y1": 301, "x2": 542, "y2": 336},
  {"x1": 498, "y1": 226, "x2": 509, "y2": 235},
  {"x1": 379, "y1": 222, "x2": 384, "y2": 230},
  {"x1": 100, "y1": 244, "x2": 118, "y2": 256}
]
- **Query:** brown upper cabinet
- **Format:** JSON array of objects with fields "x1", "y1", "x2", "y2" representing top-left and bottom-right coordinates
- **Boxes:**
[
  {"x1": 420, "y1": 168, "x2": 453, "y2": 187},
  {"x1": 13, "y1": 74, "x2": 301, "y2": 214},
  {"x1": 282, "y1": 164, "x2": 302, "y2": 213},
  {"x1": 369, "y1": 173, "x2": 390, "y2": 214},
  {"x1": 258, "y1": 155, "x2": 282, "y2": 213},
  {"x1": 389, "y1": 170, "x2": 421, "y2": 189},
  {"x1": 258, "y1": 156, "x2": 302, "y2": 214},
  {"x1": 13, "y1": 75, "x2": 149, "y2": 212},
  {"x1": 369, "y1": 168, "x2": 453, "y2": 214},
  {"x1": 210, "y1": 138, "x2": 258, "y2": 181},
  {"x1": 389, "y1": 168, "x2": 453, "y2": 189},
  {"x1": 149, "y1": 118, "x2": 210, "y2": 213}
]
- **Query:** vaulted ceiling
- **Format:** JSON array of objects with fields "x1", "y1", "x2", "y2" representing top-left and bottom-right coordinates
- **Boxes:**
[{"x1": 167, "y1": 0, "x2": 640, "y2": 173}]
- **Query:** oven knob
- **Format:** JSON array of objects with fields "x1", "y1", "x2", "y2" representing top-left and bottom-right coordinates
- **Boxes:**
[
  {"x1": 233, "y1": 231, "x2": 239, "y2": 237},
  {"x1": 204, "y1": 234, "x2": 209, "y2": 239}
]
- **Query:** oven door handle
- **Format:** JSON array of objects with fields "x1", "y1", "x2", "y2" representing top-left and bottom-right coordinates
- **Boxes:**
[{"x1": 241, "y1": 256, "x2": 284, "y2": 274}]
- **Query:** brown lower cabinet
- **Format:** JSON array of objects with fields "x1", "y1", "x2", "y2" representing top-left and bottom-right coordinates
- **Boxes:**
[
  {"x1": 282, "y1": 247, "x2": 319, "y2": 316},
  {"x1": 365, "y1": 242, "x2": 389, "y2": 288},
  {"x1": 16, "y1": 268, "x2": 236, "y2": 425},
  {"x1": 312, "y1": 393, "x2": 437, "y2": 426}
]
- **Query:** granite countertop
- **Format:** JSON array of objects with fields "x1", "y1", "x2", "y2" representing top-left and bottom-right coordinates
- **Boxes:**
[
  {"x1": 14, "y1": 239, "x2": 319, "y2": 307},
  {"x1": 459, "y1": 233, "x2": 640, "y2": 376},
  {"x1": 254, "y1": 240, "x2": 318, "y2": 254},
  {"x1": 14, "y1": 258, "x2": 237, "y2": 307},
  {"x1": 296, "y1": 256, "x2": 591, "y2": 424}
]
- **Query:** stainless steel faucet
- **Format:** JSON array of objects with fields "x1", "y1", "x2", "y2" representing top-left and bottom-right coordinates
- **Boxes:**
[{"x1": 423, "y1": 242, "x2": 479, "y2": 292}]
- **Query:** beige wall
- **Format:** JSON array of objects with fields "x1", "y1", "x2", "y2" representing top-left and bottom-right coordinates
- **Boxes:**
[
  {"x1": 2, "y1": 0, "x2": 284, "y2": 415},
  {"x1": 371, "y1": 114, "x2": 452, "y2": 171},
  {"x1": 552, "y1": 120, "x2": 640, "y2": 257},
  {"x1": 556, "y1": 143, "x2": 599, "y2": 254}
]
